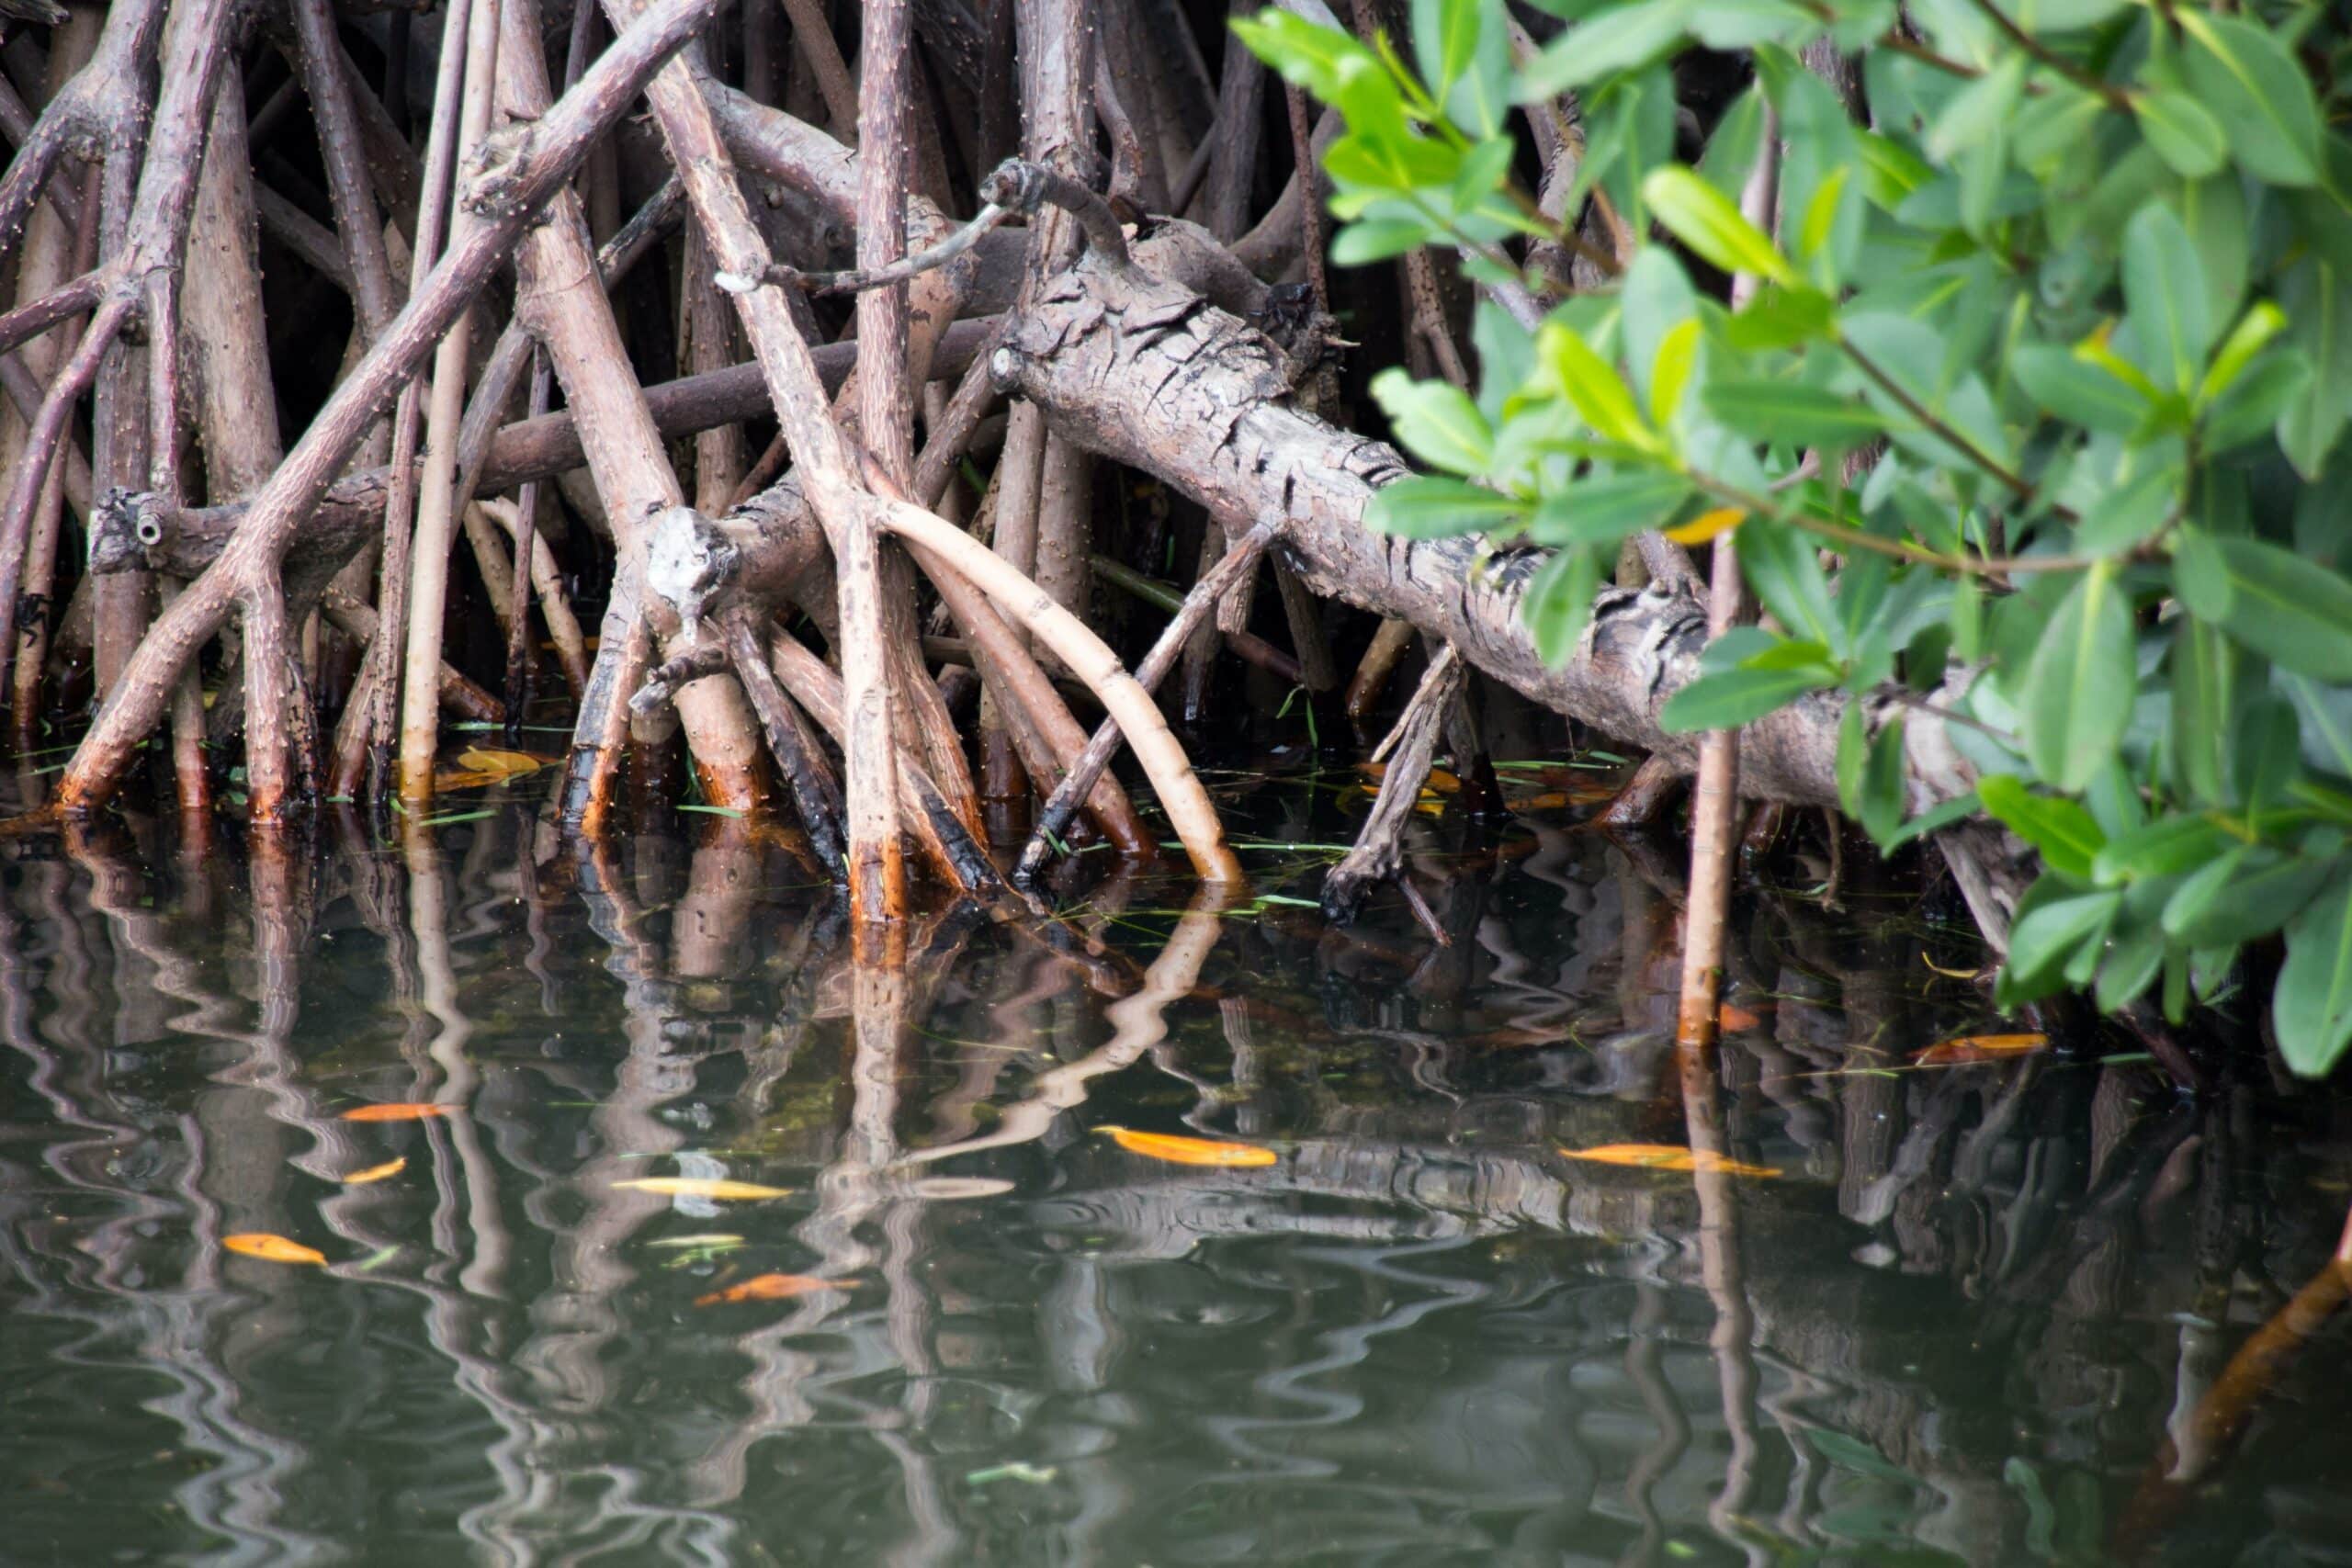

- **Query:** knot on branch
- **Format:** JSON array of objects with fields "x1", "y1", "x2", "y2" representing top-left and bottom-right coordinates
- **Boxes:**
[
  {"x1": 628, "y1": 642, "x2": 729, "y2": 717},
  {"x1": 462, "y1": 123, "x2": 539, "y2": 220},
  {"x1": 976, "y1": 157, "x2": 1129, "y2": 269},
  {"x1": 90, "y1": 489, "x2": 167, "y2": 575},
  {"x1": 645, "y1": 504, "x2": 739, "y2": 642}
]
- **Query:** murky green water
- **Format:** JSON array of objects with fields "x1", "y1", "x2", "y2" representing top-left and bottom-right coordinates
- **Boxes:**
[{"x1": 4, "y1": 771, "x2": 2349, "y2": 1565}]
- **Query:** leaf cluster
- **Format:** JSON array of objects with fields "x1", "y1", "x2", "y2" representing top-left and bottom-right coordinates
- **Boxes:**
[{"x1": 1241, "y1": 0, "x2": 2352, "y2": 1073}]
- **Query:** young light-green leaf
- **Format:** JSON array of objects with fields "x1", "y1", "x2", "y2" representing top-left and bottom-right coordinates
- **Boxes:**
[
  {"x1": 1641, "y1": 164, "x2": 1793, "y2": 287},
  {"x1": 1537, "y1": 321, "x2": 1657, "y2": 452},
  {"x1": 1370, "y1": 367, "x2": 1494, "y2": 475}
]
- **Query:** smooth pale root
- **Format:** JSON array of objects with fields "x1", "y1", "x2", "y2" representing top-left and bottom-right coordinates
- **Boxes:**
[
  {"x1": 1558, "y1": 1144, "x2": 1781, "y2": 1179},
  {"x1": 1911, "y1": 1032, "x2": 2050, "y2": 1066},
  {"x1": 612, "y1": 1176, "x2": 795, "y2": 1200},
  {"x1": 224, "y1": 1233, "x2": 329, "y2": 1266},
  {"x1": 339, "y1": 1101, "x2": 450, "y2": 1122},
  {"x1": 1097, "y1": 1126, "x2": 1279, "y2": 1168},
  {"x1": 874, "y1": 498, "x2": 1242, "y2": 885},
  {"x1": 694, "y1": 1272, "x2": 854, "y2": 1305},
  {"x1": 341, "y1": 1157, "x2": 407, "y2": 1185}
]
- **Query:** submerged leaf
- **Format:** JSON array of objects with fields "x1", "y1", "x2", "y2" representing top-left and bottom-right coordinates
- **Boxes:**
[
  {"x1": 899, "y1": 1176, "x2": 1016, "y2": 1200},
  {"x1": 1558, "y1": 1143, "x2": 1780, "y2": 1178},
  {"x1": 339, "y1": 1102, "x2": 450, "y2": 1122},
  {"x1": 341, "y1": 1157, "x2": 407, "y2": 1185},
  {"x1": 614, "y1": 1176, "x2": 795, "y2": 1201},
  {"x1": 694, "y1": 1272, "x2": 851, "y2": 1306},
  {"x1": 224, "y1": 1233, "x2": 328, "y2": 1266},
  {"x1": 1098, "y1": 1126, "x2": 1279, "y2": 1168},
  {"x1": 454, "y1": 747, "x2": 548, "y2": 779},
  {"x1": 1911, "y1": 1032, "x2": 2050, "y2": 1066}
]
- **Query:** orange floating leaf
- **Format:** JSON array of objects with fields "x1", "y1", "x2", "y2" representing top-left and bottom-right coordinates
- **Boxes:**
[
  {"x1": 1665, "y1": 506, "x2": 1743, "y2": 546},
  {"x1": 613, "y1": 1176, "x2": 795, "y2": 1201},
  {"x1": 1098, "y1": 1126, "x2": 1278, "y2": 1168},
  {"x1": 454, "y1": 746, "x2": 547, "y2": 779},
  {"x1": 694, "y1": 1272, "x2": 852, "y2": 1306},
  {"x1": 224, "y1": 1233, "x2": 328, "y2": 1266},
  {"x1": 339, "y1": 1101, "x2": 449, "y2": 1122},
  {"x1": 342, "y1": 1157, "x2": 407, "y2": 1185},
  {"x1": 1356, "y1": 761, "x2": 1459, "y2": 795},
  {"x1": 1559, "y1": 1143, "x2": 1780, "y2": 1178},
  {"x1": 1717, "y1": 1003, "x2": 1766, "y2": 1032},
  {"x1": 1911, "y1": 1032, "x2": 2049, "y2": 1066}
]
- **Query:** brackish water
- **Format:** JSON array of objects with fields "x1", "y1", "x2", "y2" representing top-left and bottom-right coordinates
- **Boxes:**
[{"x1": 4, "y1": 763, "x2": 2349, "y2": 1566}]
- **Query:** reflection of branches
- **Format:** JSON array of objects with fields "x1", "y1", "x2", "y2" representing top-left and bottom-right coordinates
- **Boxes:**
[{"x1": 905, "y1": 887, "x2": 1233, "y2": 1167}]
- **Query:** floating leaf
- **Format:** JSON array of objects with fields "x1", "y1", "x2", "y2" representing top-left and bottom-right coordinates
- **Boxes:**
[
  {"x1": 1716, "y1": 1003, "x2": 1766, "y2": 1032},
  {"x1": 224, "y1": 1233, "x2": 328, "y2": 1266},
  {"x1": 649, "y1": 1234, "x2": 744, "y2": 1248},
  {"x1": 1558, "y1": 1143, "x2": 1780, "y2": 1178},
  {"x1": 341, "y1": 1157, "x2": 407, "y2": 1185},
  {"x1": 694, "y1": 1272, "x2": 851, "y2": 1306},
  {"x1": 1911, "y1": 1032, "x2": 2050, "y2": 1066},
  {"x1": 339, "y1": 1102, "x2": 449, "y2": 1122},
  {"x1": 614, "y1": 1177, "x2": 795, "y2": 1201},
  {"x1": 1098, "y1": 1126, "x2": 1278, "y2": 1168},
  {"x1": 454, "y1": 747, "x2": 548, "y2": 778}
]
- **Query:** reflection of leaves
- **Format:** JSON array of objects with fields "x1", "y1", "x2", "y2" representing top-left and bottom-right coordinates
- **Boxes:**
[
  {"x1": 694, "y1": 1272, "x2": 849, "y2": 1305},
  {"x1": 1098, "y1": 1127, "x2": 1278, "y2": 1168},
  {"x1": 1558, "y1": 1143, "x2": 1779, "y2": 1178},
  {"x1": 1805, "y1": 1427, "x2": 1923, "y2": 1486},
  {"x1": 224, "y1": 1234, "x2": 327, "y2": 1267},
  {"x1": 614, "y1": 1177, "x2": 794, "y2": 1201},
  {"x1": 339, "y1": 1102, "x2": 449, "y2": 1122}
]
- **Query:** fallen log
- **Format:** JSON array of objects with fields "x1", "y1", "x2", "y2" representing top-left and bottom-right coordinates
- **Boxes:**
[{"x1": 986, "y1": 251, "x2": 1977, "y2": 814}]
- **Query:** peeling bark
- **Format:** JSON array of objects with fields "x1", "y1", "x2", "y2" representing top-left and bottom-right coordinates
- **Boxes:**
[{"x1": 989, "y1": 245, "x2": 1976, "y2": 813}]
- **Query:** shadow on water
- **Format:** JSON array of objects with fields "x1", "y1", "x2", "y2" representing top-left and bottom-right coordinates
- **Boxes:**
[{"x1": 4, "y1": 772, "x2": 2352, "y2": 1566}]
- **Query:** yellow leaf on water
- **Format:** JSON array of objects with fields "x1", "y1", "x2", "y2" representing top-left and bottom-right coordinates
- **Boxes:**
[
  {"x1": 224, "y1": 1233, "x2": 328, "y2": 1266},
  {"x1": 1098, "y1": 1126, "x2": 1278, "y2": 1168},
  {"x1": 340, "y1": 1102, "x2": 449, "y2": 1122},
  {"x1": 695, "y1": 1272, "x2": 852, "y2": 1306},
  {"x1": 1921, "y1": 953, "x2": 1984, "y2": 979},
  {"x1": 1559, "y1": 1143, "x2": 1780, "y2": 1178},
  {"x1": 1665, "y1": 506, "x2": 1743, "y2": 546},
  {"x1": 431, "y1": 769, "x2": 505, "y2": 791},
  {"x1": 613, "y1": 1177, "x2": 795, "y2": 1201},
  {"x1": 342, "y1": 1157, "x2": 406, "y2": 1185},
  {"x1": 455, "y1": 747, "x2": 547, "y2": 779},
  {"x1": 1911, "y1": 1032, "x2": 2048, "y2": 1066}
]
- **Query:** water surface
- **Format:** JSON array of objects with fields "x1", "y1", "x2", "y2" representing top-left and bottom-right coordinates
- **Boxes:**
[{"x1": 3, "y1": 772, "x2": 2347, "y2": 1565}]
